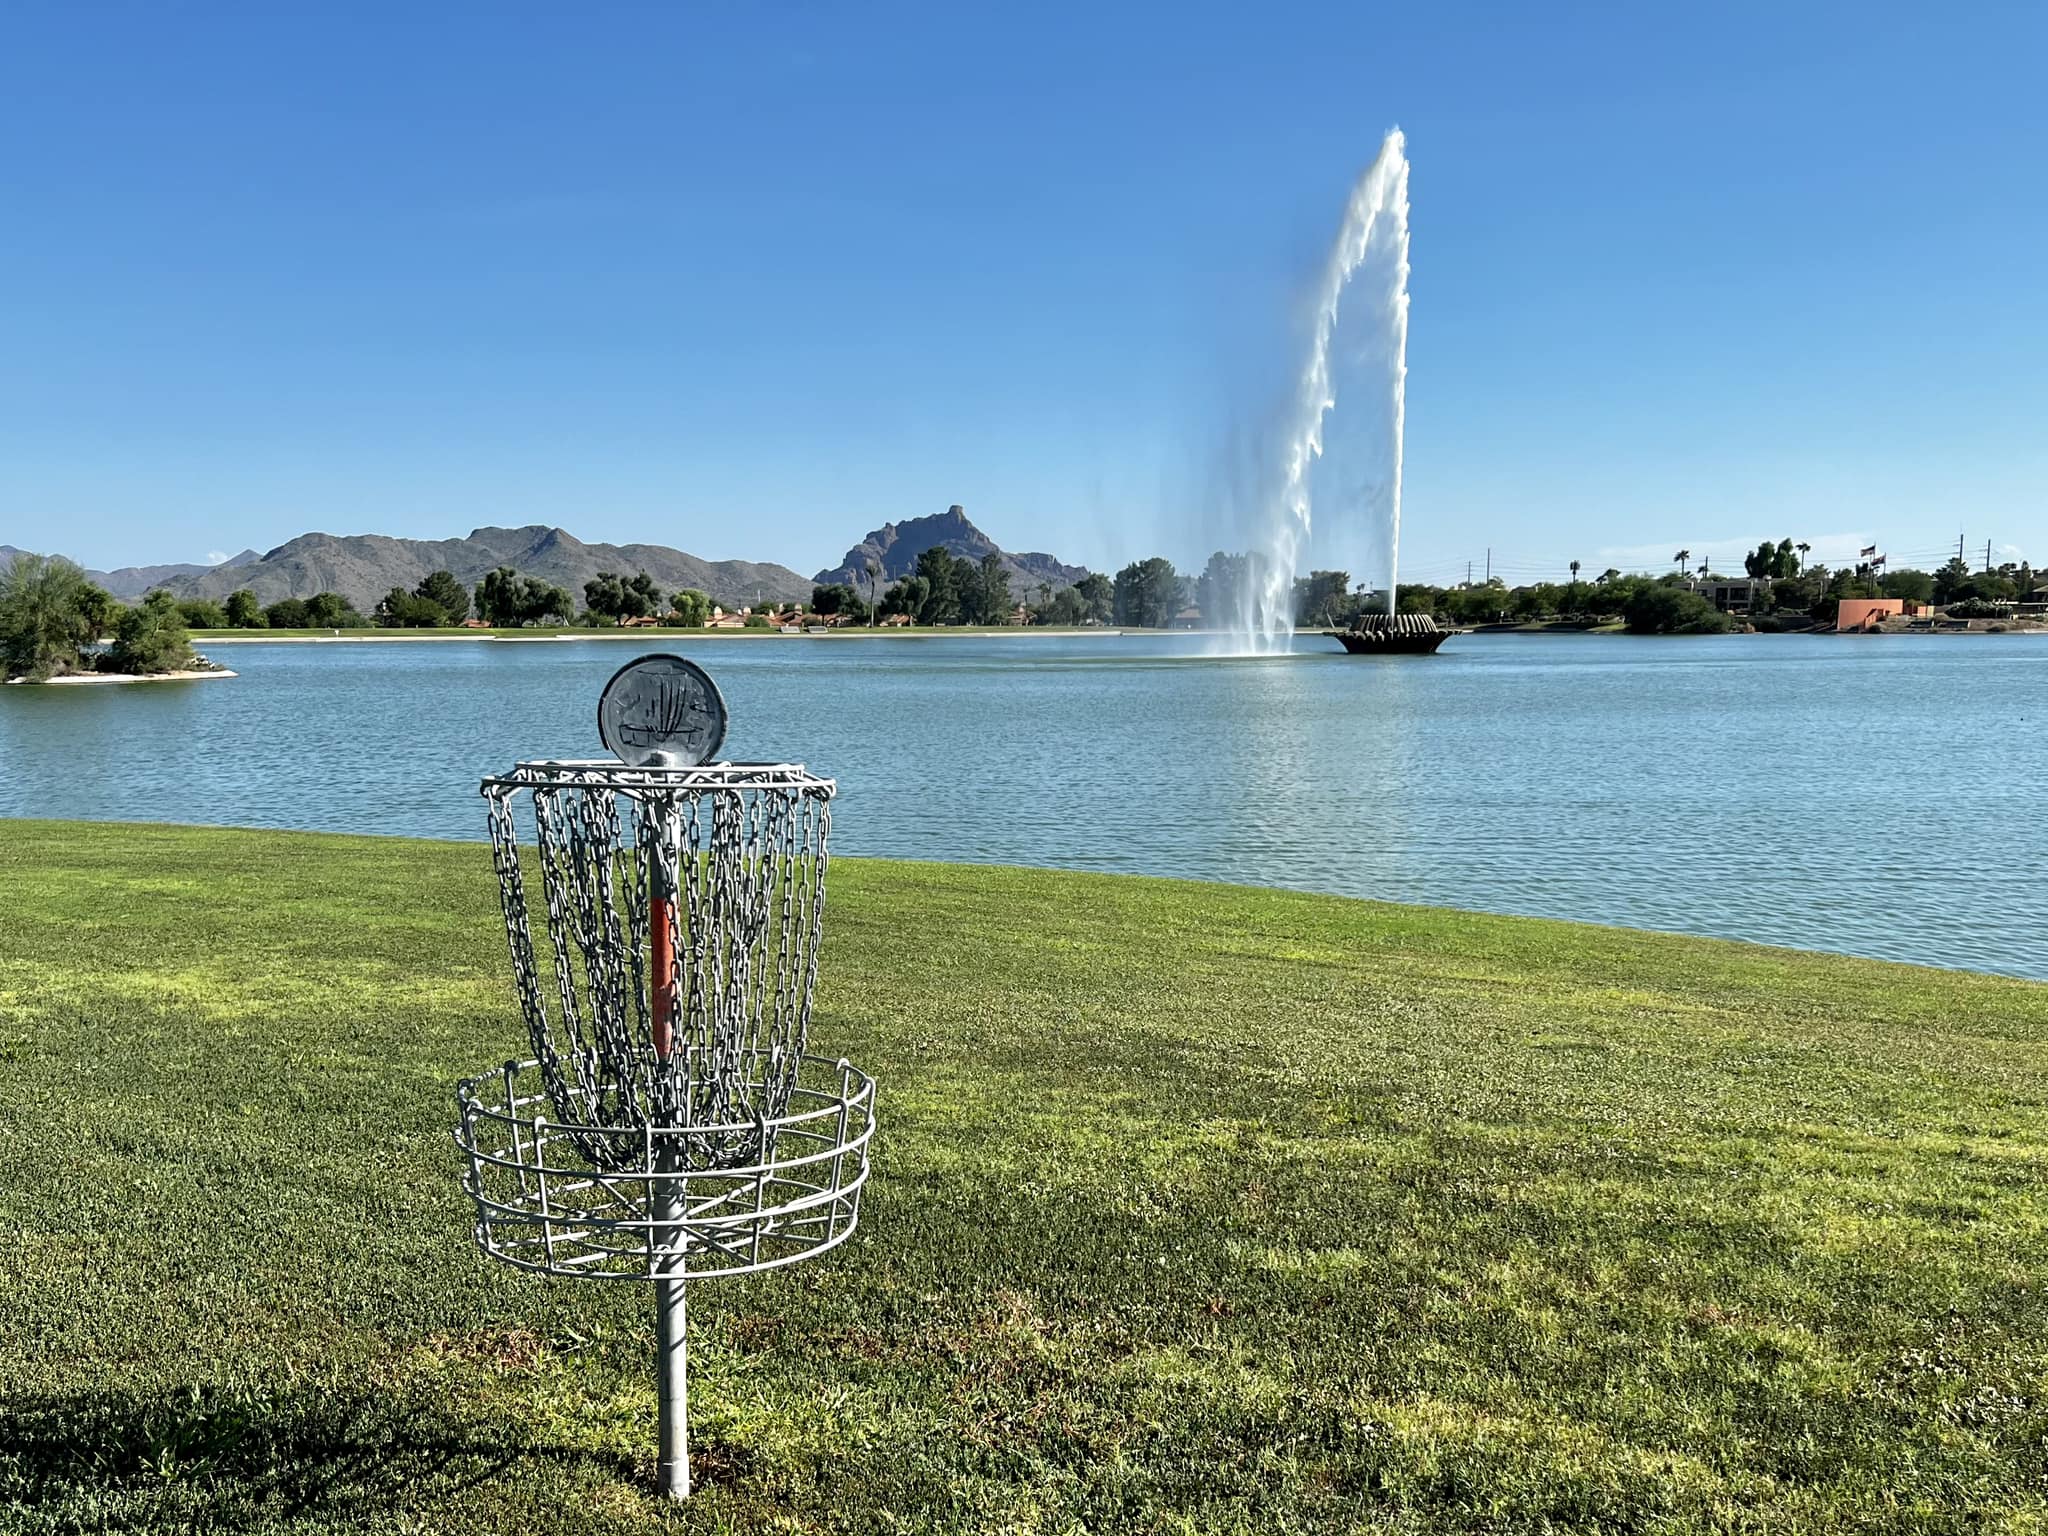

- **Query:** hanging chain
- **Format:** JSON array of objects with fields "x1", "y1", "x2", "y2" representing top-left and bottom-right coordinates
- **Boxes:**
[{"x1": 483, "y1": 763, "x2": 835, "y2": 1171}]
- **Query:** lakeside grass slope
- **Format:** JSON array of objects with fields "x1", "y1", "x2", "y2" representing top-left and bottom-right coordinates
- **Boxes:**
[{"x1": 1, "y1": 821, "x2": 2044, "y2": 1533}]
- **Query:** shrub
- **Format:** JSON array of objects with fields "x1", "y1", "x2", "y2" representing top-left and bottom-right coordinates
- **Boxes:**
[
  {"x1": 107, "y1": 590, "x2": 195, "y2": 675},
  {"x1": 1621, "y1": 586, "x2": 1734, "y2": 635},
  {"x1": 0, "y1": 554, "x2": 104, "y2": 679}
]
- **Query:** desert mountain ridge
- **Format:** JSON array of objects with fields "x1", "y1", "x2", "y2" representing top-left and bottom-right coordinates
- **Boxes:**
[
  {"x1": 814, "y1": 506, "x2": 1088, "y2": 596},
  {"x1": 6, "y1": 508, "x2": 1091, "y2": 615}
]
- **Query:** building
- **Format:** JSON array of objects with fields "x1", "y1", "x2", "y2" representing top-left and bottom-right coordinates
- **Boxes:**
[
  {"x1": 1835, "y1": 597, "x2": 1935, "y2": 632},
  {"x1": 1705, "y1": 578, "x2": 1761, "y2": 614}
]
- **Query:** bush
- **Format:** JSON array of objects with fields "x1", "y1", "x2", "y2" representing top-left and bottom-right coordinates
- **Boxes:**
[
  {"x1": 374, "y1": 588, "x2": 449, "y2": 628},
  {"x1": 0, "y1": 554, "x2": 105, "y2": 679},
  {"x1": 1946, "y1": 598, "x2": 2006, "y2": 619},
  {"x1": 107, "y1": 590, "x2": 195, "y2": 675},
  {"x1": 667, "y1": 589, "x2": 711, "y2": 627},
  {"x1": 177, "y1": 597, "x2": 228, "y2": 629},
  {"x1": 1621, "y1": 586, "x2": 1735, "y2": 635},
  {"x1": 743, "y1": 612, "x2": 772, "y2": 629}
]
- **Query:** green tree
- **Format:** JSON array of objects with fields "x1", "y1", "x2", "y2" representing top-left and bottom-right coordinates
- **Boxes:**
[
  {"x1": 415, "y1": 570, "x2": 469, "y2": 624},
  {"x1": 1196, "y1": 551, "x2": 1249, "y2": 626},
  {"x1": 959, "y1": 552, "x2": 1012, "y2": 625},
  {"x1": 224, "y1": 589, "x2": 266, "y2": 628},
  {"x1": 880, "y1": 575, "x2": 929, "y2": 621},
  {"x1": 1933, "y1": 557, "x2": 1973, "y2": 604},
  {"x1": 0, "y1": 554, "x2": 100, "y2": 679},
  {"x1": 914, "y1": 547, "x2": 960, "y2": 624},
  {"x1": 584, "y1": 570, "x2": 662, "y2": 623},
  {"x1": 263, "y1": 597, "x2": 309, "y2": 628},
  {"x1": 476, "y1": 567, "x2": 523, "y2": 626},
  {"x1": 1880, "y1": 568, "x2": 1935, "y2": 603},
  {"x1": 668, "y1": 588, "x2": 711, "y2": 627},
  {"x1": 375, "y1": 587, "x2": 447, "y2": 627},
  {"x1": 1291, "y1": 570, "x2": 1351, "y2": 626},
  {"x1": 1112, "y1": 558, "x2": 1180, "y2": 627},
  {"x1": 176, "y1": 597, "x2": 228, "y2": 629},
  {"x1": 1621, "y1": 585, "x2": 1733, "y2": 635},
  {"x1": 1072, "y1": 572, "x2": 1114, "y2": 625},
  {"x1": 1036, "y1": 586, "x2": 1086, "y2": 625},
  {"x1": 304, "y1": 592, "x2": 366, "y2": 628},
  {"x1": 809, "y1": 583, "x2": 869, "y2": 621},
  {"x1": 108, "y1": 589, "x2": 196, "y2": 674}
]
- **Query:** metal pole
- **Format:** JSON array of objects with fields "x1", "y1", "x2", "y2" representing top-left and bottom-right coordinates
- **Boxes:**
[
  {"x1": 655, "y1": 1215, "x2": 689, "y2": 1498},
  {"x1": 650, "y1": 796, "x2": 689, "y2": 1500}
]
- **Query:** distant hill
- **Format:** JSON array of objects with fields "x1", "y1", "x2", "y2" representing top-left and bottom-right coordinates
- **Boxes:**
[
  {"x1": 154, "y1": 526, "x2": 813, "y2": 613},
  {"x1": 0, "y1": 545, "x2": 261, "y2": 598},
  {"x1": 814, "y1": 506, "x2": 1088, "y2": 596}
]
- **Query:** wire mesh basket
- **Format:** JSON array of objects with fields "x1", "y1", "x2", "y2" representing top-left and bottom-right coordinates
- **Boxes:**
[
  {"x1": 480, "y1": 760, "x2": 835, "y2": 1172},
  {"x1": 456, "y1": 1053, "x2": 874, "y2": 1280}
]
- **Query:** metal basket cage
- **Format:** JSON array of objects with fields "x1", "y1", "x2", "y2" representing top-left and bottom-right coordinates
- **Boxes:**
[
  {"x1": 456, "y1": 1054, "x2": 875, "y2": 1281},
  {"x1": 481, "y1": 760, "x2": 835, "y2": 1172}
]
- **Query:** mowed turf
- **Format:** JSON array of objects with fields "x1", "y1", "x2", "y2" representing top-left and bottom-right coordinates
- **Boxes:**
[{"x1": 0, "y1": 820, "x2": 2044, "y2": 1534}]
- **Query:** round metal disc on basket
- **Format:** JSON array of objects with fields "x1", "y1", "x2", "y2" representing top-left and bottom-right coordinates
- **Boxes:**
[{"x1": 597, "y1": 653, "x2": 728, "y2": 767}]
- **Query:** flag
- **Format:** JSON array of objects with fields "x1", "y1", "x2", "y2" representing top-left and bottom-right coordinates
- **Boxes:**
[{"x1": 1859, "y1": 544, "x2": 1878, "y2": 558}]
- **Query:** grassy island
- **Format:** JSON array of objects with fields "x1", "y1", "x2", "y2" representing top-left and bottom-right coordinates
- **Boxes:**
[{"x1": 1, "y1": 822, "x2": 2043, "y2": 1532}]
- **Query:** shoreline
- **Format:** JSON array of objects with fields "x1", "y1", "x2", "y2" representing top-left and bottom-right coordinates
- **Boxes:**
[
  {"x1": 10, "y1": 667, "x2": 237, "y2": 685},
  {"x1": 189, "y1": 626, "x2": 1135, "y2": 644}
]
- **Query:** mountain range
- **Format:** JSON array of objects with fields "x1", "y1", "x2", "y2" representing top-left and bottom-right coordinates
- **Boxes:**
[
  {"x1": 5, "y1": 508, "x2": 1089, "y2": 615},
  {"x1": 813, "y1": 506, "x2": 1089, "y2": 596},
  {"x1": 144, "y1": 526, "x2": 816, "y2": 613},
  {"x1": 0, "y1": 545, "x2": 262, "y2": 599}
]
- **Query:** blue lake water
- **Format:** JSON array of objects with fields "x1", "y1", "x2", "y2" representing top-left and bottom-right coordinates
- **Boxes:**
[{"x1": 3, "y1": 631, "x2": 2044, "y2": 979}]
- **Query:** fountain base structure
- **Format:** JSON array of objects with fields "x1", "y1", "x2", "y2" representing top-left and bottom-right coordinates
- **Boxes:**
[{"x1": 1328, "y1": 612, "x2": 1453, "y2": 655}]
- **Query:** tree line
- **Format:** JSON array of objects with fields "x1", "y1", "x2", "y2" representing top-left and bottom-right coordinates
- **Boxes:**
[
  {"x1": 156, "y1": 566, "x2": 722, "y2": 632},
  {"x1": 0, "y1": 555, "x2": 199, "y2": 680}
]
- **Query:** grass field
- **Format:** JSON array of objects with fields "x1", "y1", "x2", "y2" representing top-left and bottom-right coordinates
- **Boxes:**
[{"x1": 1, "y1": 821, "x2": 2044, "y2": 1533}]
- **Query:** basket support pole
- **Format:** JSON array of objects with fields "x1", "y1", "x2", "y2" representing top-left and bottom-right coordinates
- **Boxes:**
[
  {"x1": 650, "y1": 798, "x2": 690, "y2": 1499},
  {"x1": 655, "y1": 1258, "x2": 689, "y2": 1498}
]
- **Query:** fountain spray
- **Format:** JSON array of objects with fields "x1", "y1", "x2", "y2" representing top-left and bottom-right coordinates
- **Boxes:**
[{"x1": 1241, "y1": 129, "x2": 1411, "y2": 650}]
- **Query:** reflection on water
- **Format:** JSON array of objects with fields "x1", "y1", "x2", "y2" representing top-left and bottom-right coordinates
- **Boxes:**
[{"x1": 4, "y1": 632, "x2": 2045, "y2": 979}]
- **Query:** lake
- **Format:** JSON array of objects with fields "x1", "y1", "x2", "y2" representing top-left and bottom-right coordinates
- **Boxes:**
[{"x1": 4, "y1": 631, "x2": 2044, "y2": 979}]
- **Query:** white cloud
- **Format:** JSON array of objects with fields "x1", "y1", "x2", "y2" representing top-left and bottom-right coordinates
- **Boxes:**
[{"x1": 205, "y1": 550, "x2": 230, "y2": 565}]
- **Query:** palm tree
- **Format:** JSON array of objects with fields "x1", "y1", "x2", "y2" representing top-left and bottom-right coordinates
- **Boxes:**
[
  {"x1": 1570, "y1": 560, "x2": 1581, "y2": 583},
  {"x1": 865, "y1": 558, "x2": 882, "y2": 626},
  {"x1": 1797, "y1": 541, "x2": 1811, "y2": 576},
  {"x1": 1674, "y1": 549, "x2": 1691, "y2": 578}
]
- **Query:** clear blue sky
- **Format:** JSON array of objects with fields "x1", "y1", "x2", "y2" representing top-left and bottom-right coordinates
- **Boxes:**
[{"x1": 2, "y1": 1, "x2": 2042, "y2": 583}]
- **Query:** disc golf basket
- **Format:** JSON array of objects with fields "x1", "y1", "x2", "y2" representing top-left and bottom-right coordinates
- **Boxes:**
[{"x1": 454, "y1": 655, "x2": 876, "y2": 1499}]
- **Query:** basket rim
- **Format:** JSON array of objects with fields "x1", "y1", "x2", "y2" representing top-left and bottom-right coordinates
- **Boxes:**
[
  {"x1": 480, "y1": 759, "x2": 835, "y2": 794},
  {"x1": 455, "y1": 1053, "x2": 874, "y2": 1142}
]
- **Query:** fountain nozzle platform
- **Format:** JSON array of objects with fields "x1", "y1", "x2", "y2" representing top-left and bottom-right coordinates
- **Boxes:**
[{"x1": 1328, "y1": 612, "x2": 1454, "y2": 655}]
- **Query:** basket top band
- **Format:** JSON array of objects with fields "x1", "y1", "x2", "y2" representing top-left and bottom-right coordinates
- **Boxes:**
[{"x1": 481, "y1": 760, "x2": 836, "y2": 796}]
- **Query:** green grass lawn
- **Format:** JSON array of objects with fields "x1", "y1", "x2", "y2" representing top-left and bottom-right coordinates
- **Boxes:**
[{"x1": 1, "y1": 821, "x2": 2044, "y2": 1533}]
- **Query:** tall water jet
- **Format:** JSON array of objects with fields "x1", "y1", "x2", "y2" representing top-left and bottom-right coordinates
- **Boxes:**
[{"x1": 1236, "y1": 129, "x2": 1411, "y2": 652}]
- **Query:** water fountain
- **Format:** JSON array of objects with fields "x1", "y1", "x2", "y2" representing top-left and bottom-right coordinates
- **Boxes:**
[{"x1": 1231, "y1": 128, "x2": 1428, "y2": 655}]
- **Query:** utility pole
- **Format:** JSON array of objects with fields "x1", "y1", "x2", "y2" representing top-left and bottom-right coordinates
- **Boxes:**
[
  {"x1": 1985, "y1": 539, "x2": 1994, "y2": 574},
  {"x1": 1465, "y1": 560, "x2": 1472, "y2": 586},
  {"x1": 1485, "y1": 548, "x2": 1491, "y2": 584}
]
